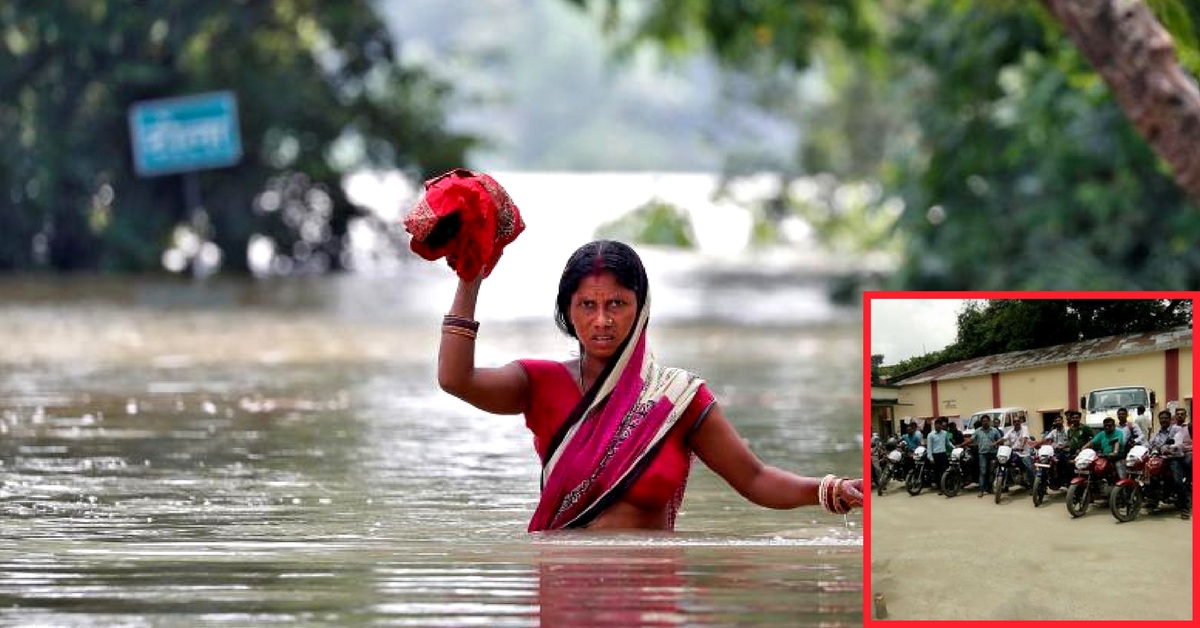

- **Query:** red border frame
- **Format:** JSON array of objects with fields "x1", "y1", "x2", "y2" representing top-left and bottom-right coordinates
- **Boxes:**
[{"x1": 863, "y1": 291, "x2": 1197, "y2": 625}]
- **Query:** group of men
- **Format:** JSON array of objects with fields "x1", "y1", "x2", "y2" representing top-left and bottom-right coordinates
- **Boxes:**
[{"x1": 879, "y1": 407, "x2": 1192, "y2": 519}]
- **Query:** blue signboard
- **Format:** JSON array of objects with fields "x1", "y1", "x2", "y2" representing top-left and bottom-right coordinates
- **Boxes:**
[{"x1": 129, "y1": 91, "x2": 242, "y2": 176}]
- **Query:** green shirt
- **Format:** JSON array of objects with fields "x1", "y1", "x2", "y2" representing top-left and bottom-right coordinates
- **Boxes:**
[
  {"x1": 1067, "y1": 425, "x2": 1094, "y2": 454},
  {"x1": 1088, "y1": 429, "x2": 1125, "y2": 456}
]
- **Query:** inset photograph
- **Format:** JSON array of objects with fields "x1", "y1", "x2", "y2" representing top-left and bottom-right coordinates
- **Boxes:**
[{"x1": 868, "y1": 295, "x2": 1193, "y2": 621}]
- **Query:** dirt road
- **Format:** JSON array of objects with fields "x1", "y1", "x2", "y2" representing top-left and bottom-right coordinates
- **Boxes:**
[{"x1": 868, "y1": 481, "x2": 1193, "y2": 620}]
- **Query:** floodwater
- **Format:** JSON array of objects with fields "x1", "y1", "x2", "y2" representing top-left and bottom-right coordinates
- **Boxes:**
[{"x1": 0, "y1": 255, "x2": 864, "y2": 627}]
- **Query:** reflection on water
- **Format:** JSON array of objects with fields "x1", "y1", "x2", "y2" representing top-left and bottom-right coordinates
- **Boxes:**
[{"x1": 0, "y1": 271, "x2": 862, "y2": 627}]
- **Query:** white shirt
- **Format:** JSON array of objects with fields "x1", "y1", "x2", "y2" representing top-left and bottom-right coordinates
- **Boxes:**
[
  {"x1": 1042, "y1": 427, "x2": 1068, "y2": 450},
  {"x1": 1001, "y1": 425, "x2": 1033, "y2": 455},
  {"x1": 1119, "y1": 422, "x2": 1145, "y2": 447}
]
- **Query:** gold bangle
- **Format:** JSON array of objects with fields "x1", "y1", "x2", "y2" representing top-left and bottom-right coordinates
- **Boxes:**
[
  {"x1": 818, "y1": 474, "x2": 834, "y2": 512},
  {"x1": 442, "y1": 325, "x2": 477, "y2": 340}
]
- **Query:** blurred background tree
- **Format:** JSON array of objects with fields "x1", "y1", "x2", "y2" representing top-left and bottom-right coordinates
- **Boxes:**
[
  {"x1": 5, "y1": 0, "x2": 1200, "y2": 287},
  {"x1": 0, "y1": 0, "x2": 472, "y2": 273},
  {"x1": 569, "y1": 0, "x2": 1200, "y2": 289}
]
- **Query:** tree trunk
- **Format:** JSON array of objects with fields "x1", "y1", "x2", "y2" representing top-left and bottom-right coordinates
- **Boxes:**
[{"x1": 1041, "y1": 0, "x2": 1200, "y2": 205}]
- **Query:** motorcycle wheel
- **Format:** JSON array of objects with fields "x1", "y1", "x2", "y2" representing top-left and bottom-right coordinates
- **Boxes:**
[
  {"x1": 1110, "y1": 485, "x2": 1142, "y2": 523},
  {"x1": 905, "y1": 470, "x2": 923, "y2": 496},
  {"x1": 942, "y1": 470, "x2": 961, "y2": 498},
  {"x1": 877, "y1": 469, "x2": 887, "y2": 496},
  {"x1": 1066, "y1": 483, "x2": 1090, "y2": 518},
  {"x1": 1032, "y1": 476, "x2": 1046, "y2": 507},
  {"x1": 993, "y1": 474, "x2": 1004, "y2": 504}
]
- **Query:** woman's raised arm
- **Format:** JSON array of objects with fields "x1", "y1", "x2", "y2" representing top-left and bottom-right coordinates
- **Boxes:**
[{"x1": 437, "y1": 276, "x2": 529, "y2": 415}]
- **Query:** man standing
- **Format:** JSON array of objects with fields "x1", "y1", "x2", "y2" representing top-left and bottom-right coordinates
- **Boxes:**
[
  {"x1": 1173, "y1": 409, "x2": 1192, "y2": 508},
  {"x1": 1134, "y1": 405, "x2": 1153, "y2": 440},
  {"x1": 946, "y1": 421, "x2": 965, "y2": 448},
  {"x1": 901, "y1": 421, "x2": 924, "y2": 452},
  {"x1": 927, "y1": 418, "x2": 951, "y2": 495},
  {"x1": 965, "y1": 416, "x2": 1002, "y2": 498}
]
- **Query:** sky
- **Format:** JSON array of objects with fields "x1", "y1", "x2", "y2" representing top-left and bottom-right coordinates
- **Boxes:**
[{"x1": 870, "y1": 299, "x2": 972, "y2": 364}]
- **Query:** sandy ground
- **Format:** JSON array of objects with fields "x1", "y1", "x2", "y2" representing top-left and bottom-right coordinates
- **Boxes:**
[{"x1": 868, "y1": 480, "x2": 1193, "y2": 621}]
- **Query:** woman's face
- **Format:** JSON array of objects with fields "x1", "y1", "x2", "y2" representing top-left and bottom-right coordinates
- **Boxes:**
[{"x1": 570, "y1": 271, "x2": 637, "y2": 361}]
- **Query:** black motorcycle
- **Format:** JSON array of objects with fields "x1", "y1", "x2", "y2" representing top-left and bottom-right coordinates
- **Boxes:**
[
  {"x1": 992, "y1": 445, "x2": 1031, "y2": 504},
  {"x1": 878, "y1": 440, "x2": 909, "y2": 495},
  {"x1": 905, "y1": 446, "x2": 938, "y2": 496},
  {"x1": 940, "y1": 445, "x2": 974, "y2": 497},
  {"x1": 1031, "y1": 444, "x2": 1069, "y2": 507},
  {"x1": 871, "y1": 442, "x2": 887, "y2": 496}
]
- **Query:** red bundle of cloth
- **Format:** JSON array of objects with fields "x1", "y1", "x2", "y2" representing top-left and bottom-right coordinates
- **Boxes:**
[{"x1": 403, "y1": 169, "x2": 525, "y2": 281}]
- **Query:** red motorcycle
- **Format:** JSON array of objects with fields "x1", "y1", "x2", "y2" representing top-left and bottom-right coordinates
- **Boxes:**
[
  {"x1": 1065, "y1": 448, "x2": 1117, "y2": 518},
  {"x1": 1110, "y1": 444, "x2": 1181, "y2": 522}
]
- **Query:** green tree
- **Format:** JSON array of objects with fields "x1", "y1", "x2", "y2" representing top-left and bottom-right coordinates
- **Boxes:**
[
  {"x1": 568, "y1": 0, "x2": 1200, "y2": 288},
  {"x1": 878, "y1": 348, "x2": 952, "y2": 382},
  {"x1": 1041, "y1": 0, "x2": 1200, "y2": 202},
  {"x1": 881, "y1": 298, "x2": 1191, "y2": 377},
  {"x1": 948, "y1": 299, "x2": 1192, "y2": 361},
  {"x1": 0, "y1": 1, "x2": 473, "y2": 273},
  {"x1": 889, "y1": 1, "x2": 1200, "y2": 289}
]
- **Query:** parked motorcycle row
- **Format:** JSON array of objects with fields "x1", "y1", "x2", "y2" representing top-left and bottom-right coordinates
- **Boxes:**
[{"x1": 871, "y1": 438, "x2": 1188, "y2": 522}]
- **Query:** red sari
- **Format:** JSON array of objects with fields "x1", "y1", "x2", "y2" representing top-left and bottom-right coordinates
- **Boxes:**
[{"x1": 521, "y1": 299, "x2": 714, "y2": 531}]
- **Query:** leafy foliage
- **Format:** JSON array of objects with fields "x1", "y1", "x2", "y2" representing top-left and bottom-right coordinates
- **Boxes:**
[
  {"x1": 594, "y1": 198, "x2": 697, "y2": 247},
  {"x1": 568, "y1": 0, "x2": 1200, "y2": 288},
  {"x1": 888, "y1": 1, "x2": 1200, "y2": 289},
  {"x1": 0, "y1": 1, "x2": 472, "y2": 273},
  {"x1": 1147, "y1": 0, "x2": 1200, "y2": 76}
]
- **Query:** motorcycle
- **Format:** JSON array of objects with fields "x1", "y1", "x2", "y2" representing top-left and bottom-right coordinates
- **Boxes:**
[
  {"x1": 871, "y1": 441, "x2": 888, "y2": 496},
  {"x1": 1065, "y1": 448, "x2": 1117, "y2": 518},
  {"x1": 940, "y1": 445, "x2": 974, "y2": 497},
  {"x1": 878, "y1": 441, "x2": 909, "y2": 495},
  {"x1": 992, "y1": 445, "x2": 1031, "y2": 504},
  {"x1": 905, "y1": 445, "x2": 937, "y2": 496},
  {"x1": 1110, "y1": 444, "x2": 1181, "y2": 522},
  {"x1": 1031, "y1": 444, "x2": 1068, "y2": 507}
]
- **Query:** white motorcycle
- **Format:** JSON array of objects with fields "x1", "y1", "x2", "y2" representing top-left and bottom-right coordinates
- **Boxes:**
[
  {"x1": 992, "y1": 444, "x2": 1030, "y2": 504},
  {"x1": 940, "y1": 445, "x2": 974, "y2": 497},
  {"x1": 1031, "y1": 444, "x2": 1068, "y2": 507},
  {"x1": 905, "y1": 445, "x2": 935, "y2": 496}
]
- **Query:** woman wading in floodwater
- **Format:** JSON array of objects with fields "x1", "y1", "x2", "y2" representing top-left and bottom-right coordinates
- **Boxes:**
[{"x1": 435, "y1": 239, "x2": 863, "y2": 531}]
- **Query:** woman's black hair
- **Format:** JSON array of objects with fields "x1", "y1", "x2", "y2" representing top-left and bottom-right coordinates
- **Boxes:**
[{"x1": 554, "y1": 240, "x2": 648, "y2": 339}]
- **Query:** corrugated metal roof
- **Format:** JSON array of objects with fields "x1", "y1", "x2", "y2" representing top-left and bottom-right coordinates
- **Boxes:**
[{"x1": 895, "y1": 326, "x2": 1192, "y2": 385}]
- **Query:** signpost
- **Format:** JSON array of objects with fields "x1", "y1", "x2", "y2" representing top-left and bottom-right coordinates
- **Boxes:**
[
  {"x1": 128, "y1": 91, "x2": 242, "y2": 276},
  {"x1": 128, "y1": 90, "x2": 242, "y2": 177}
]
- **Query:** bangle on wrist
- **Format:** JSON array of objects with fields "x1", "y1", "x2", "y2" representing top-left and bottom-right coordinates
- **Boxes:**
[
  {"x1": 441, "y1": 325, "x2": 477, "y2": 340},
  {"x1": 443, "y1": 314, "x2": 480, "y2": 332}
]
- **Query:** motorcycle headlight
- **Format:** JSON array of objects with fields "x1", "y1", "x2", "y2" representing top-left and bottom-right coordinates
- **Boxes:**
[
  {"x1": 887, "y1": 451, "x2": 902, "y2": 463},
  {"x1": 997, "y1": 451, "x2": 1010, "y2": 463}
]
